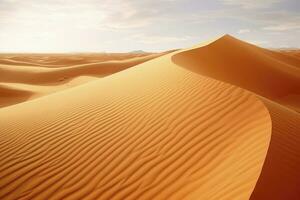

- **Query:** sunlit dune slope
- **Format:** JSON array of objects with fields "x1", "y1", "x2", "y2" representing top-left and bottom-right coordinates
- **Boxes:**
[
  {"x1": 0, "y1": 50, "x2": 271, "y2": 199},
  {"x1": 172, "y1": 34, "x2": 300, "y2": 111}
]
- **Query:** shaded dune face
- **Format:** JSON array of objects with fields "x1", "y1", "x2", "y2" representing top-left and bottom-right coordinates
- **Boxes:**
[
  {"x1": 172, "y1": 35, "x2": 300, "y2": 112},
  {"x1": 0, "y1": 86, "x2": 33, "y2": 108},
  {"x1": 250, "y1": 100, "x2": 300, "y2": 200},
  {"x1": 0, "y1": 53, "x2": 271, "y2": 199}
]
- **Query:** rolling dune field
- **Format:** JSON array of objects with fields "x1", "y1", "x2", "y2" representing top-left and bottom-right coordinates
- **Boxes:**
[{"x1": 0, "y1": 35, "x2": 299, "y2": 200}]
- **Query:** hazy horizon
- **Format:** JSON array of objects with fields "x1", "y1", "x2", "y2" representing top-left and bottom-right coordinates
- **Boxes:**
[{"x1": 0, "y1": 0, "x2": 299, "y2": 52}]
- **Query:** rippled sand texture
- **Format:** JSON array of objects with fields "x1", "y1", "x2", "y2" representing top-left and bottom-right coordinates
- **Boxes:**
[{"x1": 0, "y1": 35, "x2": 299, "y2": 199}]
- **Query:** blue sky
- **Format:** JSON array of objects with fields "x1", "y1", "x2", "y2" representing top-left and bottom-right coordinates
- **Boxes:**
[{"x1": 0, "y1": 0, "x2": 299, "y2": 52}]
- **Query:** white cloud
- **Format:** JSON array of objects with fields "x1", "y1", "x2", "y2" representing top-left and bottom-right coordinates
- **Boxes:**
[
  {"x1": 97, "y1": 0, "x2": 177, "y2": 30},
  {"x1": 0, "y1": 0, "x2": 299, "y2": 52},
  {"x1": 132, "y1": 34, "x2": 193, "y2": 44},
  {"x1": 248, "y1": 40, "x2": 269, "y2": 46},
  {"x1": 221, "y1": 0, "x2": 282, "y2": 9},
  {"x1": 238, "y1": 29, "x2": 250, "y2": 34},
  {"x1": 263, "y1": 23, "x2": 300, "y2": 31}
]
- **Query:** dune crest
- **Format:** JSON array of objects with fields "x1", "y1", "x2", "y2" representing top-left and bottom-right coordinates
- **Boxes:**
[{"x1": 172, "y1": 34, "x2": 300, "y2": 112}]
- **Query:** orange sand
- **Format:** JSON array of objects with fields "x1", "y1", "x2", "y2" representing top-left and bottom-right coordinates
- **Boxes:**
[
  {"x1": 0, "y1": 52, "x2": 167, "y2": 107},
  {"x1": 0, "y1": 35, "x2": 299, "y2": 199}
]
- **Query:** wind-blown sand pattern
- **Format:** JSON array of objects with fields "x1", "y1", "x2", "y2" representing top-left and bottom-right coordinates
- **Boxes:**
[{"x1": 0, "y1": 35, "x2": 299, "y2": 199}]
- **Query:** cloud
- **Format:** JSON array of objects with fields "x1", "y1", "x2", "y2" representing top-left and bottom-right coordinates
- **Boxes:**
[
  {"x1": 132, "y1": 34, "x2": 193, "y2": 44},
  {"x1": 248, "y1": 40, "x2": 269, "y2": 46},
  {"x1": 221, "y1": 0, "x2": 282, "y2": 9},
  {"x1": 238, "y1": 29, "x2": 250, "y2": 34},
  {"x1": 97, "y1": 0, "x2": 179, "y2": 30},
  {"x1": 0, "y1": 0, "x2": 299, "y2": 52},
  {"x1": 263, "y1": 23, "x2": 300, "y2": 31}
]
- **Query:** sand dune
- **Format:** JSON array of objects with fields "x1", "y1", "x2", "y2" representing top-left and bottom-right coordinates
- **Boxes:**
[
  {"x1": 0, "y1": 54, "x2": 163, "y2": 84},
  {"x1": 0, "y1": 76, "x2": 100, "y2": 108},
  {"x1": 0, "y1": 53, "x2": 165, "y2": 107},
  {"x1": 0, "y1": 52, "x2": 158, "y2": 67},
  {"x1": 0, "y1": 45, "x2": 272, "y2": 199},
  {"x1": 0, "y1": 35, "x2": 299, "y2": 199},
  {"x1": 0, "y1": 85, "x2": 33, "y2": 108},
  {"x1": 251, "y1": 99, "x2": 300, "y2": 199},
  {"x1": 172, "y1": 35, "x2": 300, "y2": 111},
  {"x1": 172, "y1": 35, "x2": 300, "y2": 199},
  {"x1": 280, "y1": 49, "x2": 300, "y2": 59}
]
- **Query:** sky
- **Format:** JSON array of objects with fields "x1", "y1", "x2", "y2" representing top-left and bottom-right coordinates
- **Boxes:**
[{"x1": 0, "y1": 0, "x2": 299, "y2": 52}]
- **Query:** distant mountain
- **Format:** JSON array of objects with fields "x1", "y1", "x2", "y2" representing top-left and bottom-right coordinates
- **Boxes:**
[
  {"x1": 270, "y1": 47, "x2": 299, "y2": 51},
  {"x1": 129, "y1": 50, "x2": 148, "y2": 54}
]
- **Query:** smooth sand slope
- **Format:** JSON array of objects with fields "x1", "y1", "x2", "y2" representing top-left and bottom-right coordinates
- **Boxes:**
[
  {"x1": 0, "y1": 46, "x2": 272, "y2": 199},
  {"x1": 0, "y1": 53, "x2": 166, "y2": 107},
  {"x1": 172, "y1": 35, "x2": 300, "y2": 199}
]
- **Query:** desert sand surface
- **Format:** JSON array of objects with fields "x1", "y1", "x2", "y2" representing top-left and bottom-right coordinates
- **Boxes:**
[
  {"x1": 0, "y1": 52, "x2": 168, "y2": 108},
  {"x1": 279, "y1": 49, "x2": 300, "y2": 59},
  {"x1": 172, "y1": 35, "x2": 300, "y2": 112},
  {"x1": 0, "y1": 35, "x2": 299, "y2": 199},
  {"x1": 0, "y1": 52, "x2": 156, "y2": 67}
]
